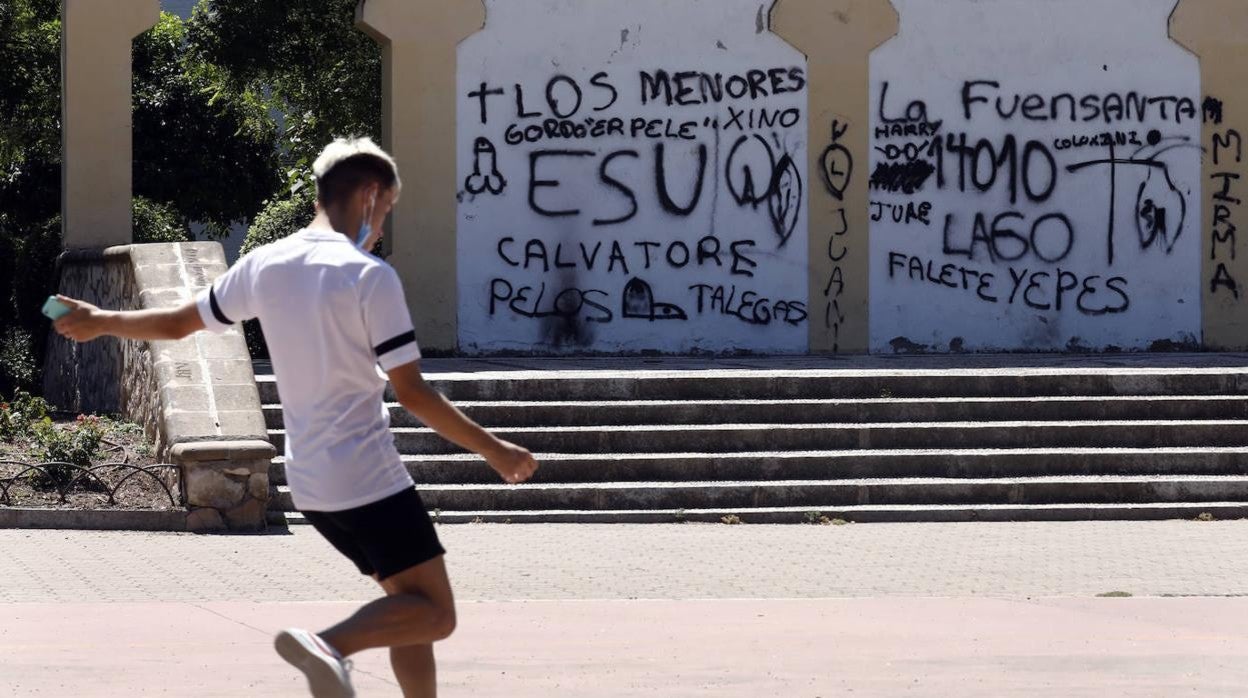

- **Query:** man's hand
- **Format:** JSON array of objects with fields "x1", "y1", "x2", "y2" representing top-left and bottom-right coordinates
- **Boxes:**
[
  {"x1": 52, "y1": 296, "x2": 108, "y2": 343},
  {"x1": 486, "y1": 441, "x2": 539, "y2": 484},
  {"x1": 390, "y1": 362, "x2": 541, "y2": 484},
  {"x1": 52, "y1": 298, "x2": 203, "y2": 342}
]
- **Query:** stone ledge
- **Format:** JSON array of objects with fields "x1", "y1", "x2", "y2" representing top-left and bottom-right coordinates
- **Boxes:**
[
  {"x1": 170, "y1": 440, "x2": 276, "y2": 464},
  {"x1": 174, "y1": 440, "x2": 273, "y2": 533},
  {"x1": 56, "y1": 245, "x2": 134, "y2": 265},
  {"x1": 0, "y1": 508, "x2": 187, "y2": 531},
  {"x1": 48, "y1": 242, "x2": 275, "y2": 533}
]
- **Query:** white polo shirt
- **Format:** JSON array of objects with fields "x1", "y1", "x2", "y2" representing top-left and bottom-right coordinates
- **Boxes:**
[{"x1": 195, "y1": 227, "x2": 421, "y2": 512}]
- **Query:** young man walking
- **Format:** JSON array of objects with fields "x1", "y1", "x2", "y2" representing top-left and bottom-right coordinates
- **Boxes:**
[{"x1": 53, "y1": 137, "x2": 538, "y2": 698}]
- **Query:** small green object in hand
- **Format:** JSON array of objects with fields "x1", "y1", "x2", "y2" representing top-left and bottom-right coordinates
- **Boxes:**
[{"x1": 41, "y1": 296, "x2": 71, "y2": 321}]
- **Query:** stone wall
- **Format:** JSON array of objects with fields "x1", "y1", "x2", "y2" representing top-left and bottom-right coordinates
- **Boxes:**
[{"x1": 45, "y1": 242, "x2": 273, "y2": 531}]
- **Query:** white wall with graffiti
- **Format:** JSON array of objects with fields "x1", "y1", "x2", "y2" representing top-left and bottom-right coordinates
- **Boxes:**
[
  {"x1": 457, "y1": 0, "x2": 809, "y2": 354},
  {"x1": 868, "y1": 0, "x2": 1202, "y2": 352}
]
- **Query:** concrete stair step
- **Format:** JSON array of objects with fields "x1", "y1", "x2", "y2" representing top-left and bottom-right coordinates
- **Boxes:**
[
  {"x1": 267, "y1": 475, "x2": 1248, "y2": 512},
  {"x1": 260, "y1": 395, "x2": 1248, "y2": 429},
  {"x1": 266, "y1": 421, "x2": 1248, "y2": 455},
  {"x1": 268, "y1": 448, "x2": 1248, "y2": 486},
  {"x1": 254, "y1": 368, "x2": 1248, "y2": 403},
  {"x1": 268, "y1": 501, "x2": 1248, "y2": 525}
]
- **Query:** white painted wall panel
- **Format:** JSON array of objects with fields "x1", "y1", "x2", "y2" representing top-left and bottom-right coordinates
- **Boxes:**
[
  {"x1": 869, "y1": 0, "x2": 1201, "y2": 352},
  {"x1": 457, "y1": 0, "x2": 810, "y2": 353}
]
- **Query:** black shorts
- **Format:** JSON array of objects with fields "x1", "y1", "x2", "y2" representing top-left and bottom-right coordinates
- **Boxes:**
[{"x1": 302, "y1": 487, "x2": 446, "y2": 581}]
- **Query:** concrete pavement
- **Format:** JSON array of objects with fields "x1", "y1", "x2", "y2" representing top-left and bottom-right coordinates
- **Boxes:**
[
  {"x1": 4, "y1": 521, "x2": 1248, "y2": 602},
  {"x1": 4, "y1": 598, "x2": 1247, "y2": 697},
  {"x1": 2, "y1": 522, "x2": 1248, "y2": 696}
]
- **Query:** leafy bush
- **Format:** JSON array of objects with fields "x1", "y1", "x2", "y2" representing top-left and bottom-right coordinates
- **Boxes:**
[
  {"x1": 0, "y1": 389, "x2": 50, "y2": 442},
  {"x1": 0, "y1": 328, "x2": 39, "y2": 395},
  {"x1": 0, "y1": 213, "x2": 57, "y2": 399},
  {"x1": 29, "y1": 414, "x2": 106, "y2": 488},
  {"x1": 0, "y1": 406, "x2": 24, "y2": 443},
  {"x1": 0, "y1": 0, "x2": 61, "y2": 235},
  {"x1": 241, "y1": 187, "x2": 315, "y2": 255},
  {"x1": 4, "y1": 0, "x2": 383, "y2": 368},
  {"x1": 7, "y1": 215, "x2": 60, "y2": 372},
  {"x1": 133, "y1": 196, "x2": 192, "y2": 244}
]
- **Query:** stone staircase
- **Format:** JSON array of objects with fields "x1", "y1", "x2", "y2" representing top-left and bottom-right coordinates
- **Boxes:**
[{"x1": 258, "y1": 355, "x2": 1248, "y2": 525}]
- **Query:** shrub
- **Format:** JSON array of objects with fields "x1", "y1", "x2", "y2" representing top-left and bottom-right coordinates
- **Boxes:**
[
  {"x1": 29, "y1": 414, "x2": 105, "y2": 488},
  {"x1": 7, "y1": 215, "x2": 60, "y2": 374},
  {"x1": 133, "y1": 196, "x2": 192, "y2": 244},
  {"x1": 0, "y1": 391, "x2": 50, "y2": 443},
  {"x1": 241, "y1": 187, "x2": 314, "y2": 255},
  {"x1": 32, "y1": 414, "x2": 105, "y2": 466},
  {"x1": 0, "y1": 327, "x2": 38, "y2": 395},
  {"x1": 0, "y1": 405, "x2": 20, "y2": 443}
]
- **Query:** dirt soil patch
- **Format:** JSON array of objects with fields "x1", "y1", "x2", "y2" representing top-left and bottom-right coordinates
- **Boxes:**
[{"x1": 0, "y1": 417, "x2": 181, "y2": 510}]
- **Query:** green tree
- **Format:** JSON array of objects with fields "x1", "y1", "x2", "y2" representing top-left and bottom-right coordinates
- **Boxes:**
[
  {"x1": 189, "y1": 0, "x2": 384, "y2": 360},
  {"x1": 0, "y1": 2, "x2": 290, "y2": 393},
  {"x1": 133, "y1": 12, "x2": 281, "y2": 239},
  {"x1": 186, "y1": 0, "x2": 382, "y2": 182},
  {"x1": 133, "y1": 197, "x2": 194, "y2": 244},
  {"x1": 1, "y1": 6, "x2": 280, "y2": 239},
  {"x1": 0, "y1": 0, "x2": 65, "y2": 373},
  {"x1": 0, "y1": 0, "x2": 61, "y2": 234},
  {"x1": 240, "y1": 186, "x2": 316, "y2": 256}
]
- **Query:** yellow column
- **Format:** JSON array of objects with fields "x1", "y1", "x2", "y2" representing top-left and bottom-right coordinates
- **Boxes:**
[
  {"x1": 1172, "y1": 0, "x2": 1248, "y2": 350},
  {"x1": 61, "y1": 0, "x2": 159, "y2": 249},
  {"x1": 772, "y1": 0, "x2": 897, "y2": 354},
  {"x1": 356, "y1": 0, "x2": 485, "y2": 352}
]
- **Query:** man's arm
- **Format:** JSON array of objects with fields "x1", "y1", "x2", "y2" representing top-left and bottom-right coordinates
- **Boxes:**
[
  {"x1": 387, "y1": 361, "x2": 539, "y2": 484},
  {"x1": 52, "y1": 295, "x2": 206, "y2": 343}
]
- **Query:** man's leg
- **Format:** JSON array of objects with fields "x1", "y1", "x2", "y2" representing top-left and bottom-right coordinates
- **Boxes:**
[
  {"x1": 379, "y1": 561, "x2": 455, "y2": 697},
  {"x1": 390, "y1": 644, "x2": 437, "y2": 697},
  {"x1": 319, "y1": 555, "x2": 456, "y2": 697}
]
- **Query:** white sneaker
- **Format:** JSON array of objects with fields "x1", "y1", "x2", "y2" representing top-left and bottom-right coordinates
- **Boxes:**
[{"x1": 274, "y1": 628, "x2": 355, "y2": 698}]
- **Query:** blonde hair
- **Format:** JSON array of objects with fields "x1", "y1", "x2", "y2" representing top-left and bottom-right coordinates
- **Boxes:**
[{"x1": 312, "y1": 137, "x2": 402, "y2": 206}]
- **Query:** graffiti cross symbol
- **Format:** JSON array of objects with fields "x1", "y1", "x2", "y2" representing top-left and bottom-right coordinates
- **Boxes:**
[{"x1": 1066, "y1": 136, "x2": 1194, "y2": 265}]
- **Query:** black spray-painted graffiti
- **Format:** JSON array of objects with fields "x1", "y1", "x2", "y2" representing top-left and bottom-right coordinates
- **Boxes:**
[
  {"x1": 1064, "y1": 133, "x2": 1191, "y2": 265},
  {"x1": 465, "y1": 137, "x2": 508, "y2": 195},
  {"x1": 873, "y1": 78, "x2": 1198, "y2": 327},
  {"x1": 622, "y1": 277, "x2": 687, "y2": 321},
  {"x1": 464, "y1": 65, "x2": 809, "y2": 346},
  {"x1": 725, "y1": 134, "x2": 802, "y2": 248},
  {"x1": 487, "y1": 234, "x2": 802, "y2": 327},
  {"x1": 818, "y1": 121, "x2": 854, "y2": 351},
  {"x1": 819, "y1": 120, "x2": 853, "y2": 201},
  {"x1": 887, "y1": 251, "x2": 1130, "y2": 315},
  {"x1": 1208, "y1": 96, "x2": 1242, "y2": 299}
]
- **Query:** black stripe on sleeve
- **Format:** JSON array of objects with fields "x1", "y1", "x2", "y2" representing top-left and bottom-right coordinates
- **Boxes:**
[
  {"x1": 375, "y1": 330, "x2": 417, "y2": 357},
  {"x1": 208, "y1": 287, "x2": 234, "y2": 325}
]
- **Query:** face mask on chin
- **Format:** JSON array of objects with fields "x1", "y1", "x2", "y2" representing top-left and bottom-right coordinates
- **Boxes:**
[{"x1": 356, "y1": 190, "x2": 378, "y2": 249}]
